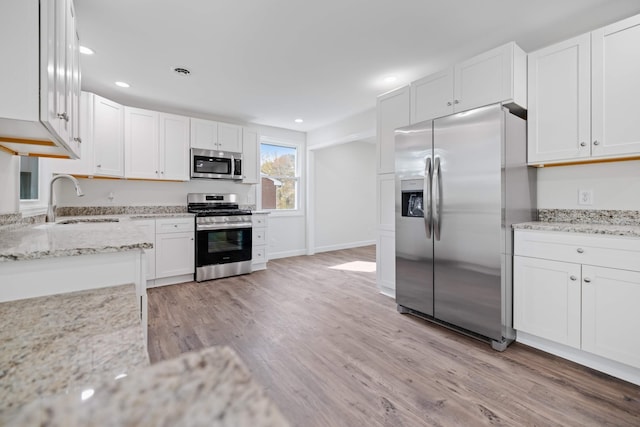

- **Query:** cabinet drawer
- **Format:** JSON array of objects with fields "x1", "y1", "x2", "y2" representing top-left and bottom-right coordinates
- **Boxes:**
[
  {"x1": 514, "y1": 230, "x2": 640, "y2": 271},
  {"x1": 155, "y1": 217, "x2": 195, "y2": 234},
  {"x1": 253, "y1": 229, "x2": 266, "y2": 245},
  {"x1": 252, "y1": 215, "x2": 267, "y2": 227},
  {"x1": 252, "y1": 247, "x2": 266, "y2": 262}
]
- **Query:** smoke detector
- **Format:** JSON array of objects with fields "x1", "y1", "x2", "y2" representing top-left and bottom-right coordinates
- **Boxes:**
[{"x1": 172, "y1": 67, "x2": 191, "y2": 76}]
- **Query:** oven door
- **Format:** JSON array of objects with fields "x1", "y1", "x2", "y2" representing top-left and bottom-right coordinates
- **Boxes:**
[{"x1": 195, "y1": 224, "x2": 252, "y2": 267}]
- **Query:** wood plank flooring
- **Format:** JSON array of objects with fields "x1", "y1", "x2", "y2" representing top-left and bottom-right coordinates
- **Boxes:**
[{"x1": 147, "y1": 246, "x2": 640, "y2": 426}]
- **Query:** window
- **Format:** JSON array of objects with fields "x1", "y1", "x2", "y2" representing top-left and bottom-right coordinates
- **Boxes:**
[
  {"x1": 260, "y1": 142, "x2": 299, "y2": 210},
  {"x1": 19, "y1": 157, "x2": 39, "y2": 201}
]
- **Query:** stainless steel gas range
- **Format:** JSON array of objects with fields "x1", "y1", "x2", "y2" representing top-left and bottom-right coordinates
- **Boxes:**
[{"x1": 187, "y1": 193, "x2": 252, "y2": 282}]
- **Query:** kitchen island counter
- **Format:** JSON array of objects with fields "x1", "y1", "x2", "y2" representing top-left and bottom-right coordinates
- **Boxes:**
[{"x1": 512, "y1": 221, "x2": 640, "y2": 237}]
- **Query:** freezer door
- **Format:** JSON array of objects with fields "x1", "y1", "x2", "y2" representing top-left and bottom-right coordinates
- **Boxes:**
[
  {"x1": 432, "y1": 105, "x2": 504, "y2": 340},
  {"x1": 395, "y1": 121, "x2": 434, "y2": 316}
]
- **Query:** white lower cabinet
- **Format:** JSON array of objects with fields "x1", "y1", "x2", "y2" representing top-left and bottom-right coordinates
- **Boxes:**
[
  {"x1": 251, "y1": 213, "x2": 269, "y2": 271},
  {"x1": 135, "y1": 217, "x2": 195, "y2": 288},
  {"x1": 514, "y1": 229, "x2": 640, "y2": 383},
  {"x1": 376, "y1": 173, "x2": 396, "y2": 297}
]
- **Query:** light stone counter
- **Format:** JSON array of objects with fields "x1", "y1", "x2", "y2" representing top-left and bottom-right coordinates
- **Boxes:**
[
  {"x1": 6, "y1": 346, "x2": 289, "y2": 427},
  {"x1": 513, "y1": 222, "x2": 640, "y2": 237},
  {"x1": 0, "y1": 219, "x2": 154, "y2": 263},
  {"x1": 0, "y1": 284, "x2": 148, "y2": 421}
]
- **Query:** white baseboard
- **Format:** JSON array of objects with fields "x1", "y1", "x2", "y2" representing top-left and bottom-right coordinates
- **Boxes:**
[
  {"x1": 314, "y1": 240, "x2": 376, "y2": 254},
  {"x1": 378, "y1": 287, "x2": 395, "y2": 299},
  {"x1": 517, "y1": 331, "x2": 640, "y2": 386},
  {"x1": 269, "y1": 249, "x2": 307, "y2": 260},
  {"x1": 147, "y1": 273, "x2": 193, "y2": 288}
]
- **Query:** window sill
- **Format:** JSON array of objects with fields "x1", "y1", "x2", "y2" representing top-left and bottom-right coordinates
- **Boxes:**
[{"x1": 261, "y1": 210, "x2": 304, "y2": 218}]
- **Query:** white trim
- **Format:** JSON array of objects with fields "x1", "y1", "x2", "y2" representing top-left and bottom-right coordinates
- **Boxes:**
[
  {"x1": 306, "y1": 149, "x2": 315, "y2": 255},
  {"x1": 517, "y1": 331, "x2": 640, "y2": 386},
  {"x1": 378, "y1": 288, "x2": 395, "y2": 299},
  {"x1": 19, "y1": 204, "x2": 47, "y2": 217},
  {"x1": 314, "y1": 240, "x2": 376, "y2": 254},
  {"x1": 268, "y1": 248, "x2": 307, "y2": 260}
]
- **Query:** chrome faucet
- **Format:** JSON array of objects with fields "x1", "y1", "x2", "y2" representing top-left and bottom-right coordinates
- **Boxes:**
[{"x1": 46, "y1": 174, "x2": 84, "y2": 222}]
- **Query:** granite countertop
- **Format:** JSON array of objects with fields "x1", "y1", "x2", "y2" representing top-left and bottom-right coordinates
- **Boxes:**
[
  {"x1": 7, "y1": 346, "x2": 289, "y2": 427},
  {"x1": 0, "y1": 218, "x2": 154, "y2": 263},
  {"x1": 513, "y1": 222, "x2": 640, "y2": 237},
  {"x1": 0, "y1": 284, "x2": 148, "y2": 421}
]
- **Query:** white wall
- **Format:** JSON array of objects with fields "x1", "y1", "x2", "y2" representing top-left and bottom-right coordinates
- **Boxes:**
[
  {"x1": 307, "y1": 108, "x2": 375, "y2": 149},
  {"x1": 313, "y1": 140, "x2": 376, "y2": 252},
  {"x1": 0, "y1": 151, "x2": 19, "y2": 214},
  {"x1": 537, "y1": 160, "x2": 640, "y2": 210}
]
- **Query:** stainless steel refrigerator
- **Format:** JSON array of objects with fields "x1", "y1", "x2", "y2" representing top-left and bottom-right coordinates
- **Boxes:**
[{"x1": 394, "y1": 104, "x2": 536, "y2": 350}]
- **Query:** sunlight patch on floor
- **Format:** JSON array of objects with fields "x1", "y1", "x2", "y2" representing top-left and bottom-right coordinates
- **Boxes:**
[{"x1": 328, "y1": 261, "x2": 376, "y2": 273}]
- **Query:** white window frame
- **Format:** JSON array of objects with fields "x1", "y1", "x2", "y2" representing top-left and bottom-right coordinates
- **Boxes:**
[
  {"x1": 258, "y1": 136, "x2": 304, "y2": 217},
  {"x1": 19, "y1": 156, "x2": 50, "y2": 217}
]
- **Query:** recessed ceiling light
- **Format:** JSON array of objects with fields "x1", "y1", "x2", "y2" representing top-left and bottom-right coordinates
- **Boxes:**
[
  {"x1": 383, "y1": 76, "x2": 398, "y2": 84},
  {"x1": 173, "y1": 67, "x2": 191, "y2": 76},
  {"x1": 79, "y1": 46, "x2": 95, "y2": 55},
  {"x1": 115, "y1": 81, "x2": 130, "y2": 88},
  {"x1": 294, "y1": 118, "x2": 304, "y2": 123}
]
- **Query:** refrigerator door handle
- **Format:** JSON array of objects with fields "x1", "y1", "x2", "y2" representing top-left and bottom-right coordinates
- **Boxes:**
[
  {"x1": 424, "y1": 156, "x2": 432, "y2": 238},
  {"x1": 433, "y1": 156, "x2": 442, "y2": 241}
]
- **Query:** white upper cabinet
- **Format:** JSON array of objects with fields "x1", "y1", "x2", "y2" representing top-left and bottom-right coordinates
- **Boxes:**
[
  {"x1": 528, "y1": 13, "x2": 640, "y2": 165},
  {"x1": 218, "y1": 122, "x2": 243, "y2": 152},
  {"x1": 93, "y1": 94, "x2": 125, "y2": 177},
  {"x1": 591, "y1": 14, "x2": 640, "y2": 158},
  {"x1": 125, "y1": 107, "x2": 159, "y2": 180},
  {"x1": 411, "y1": 69, "x2": 453, "y2": 124},
  {"x1": 527, "y1": 34, "x2": 591, "y2": 164},
  {"x1": 0, "y1": 0, "x2": 80, "y2": 159},
  {"x1": 410, "y1": 42, "x2": 526, "y2": 124},
  {"x1": 377, "y1": 85, "x2": 411, "y2": 174},
  {"x1": 125, "y1": 107, "x2": 190, "y2": 181},
  {"x1": 190, "y1": 118, "x2": 242, "y2": 152},
  {"x1": 159, "y1": 113, "x2": 190, "y2": 181},
  {"x1": 242, "y1": 128, "x2": 259, "y2": 184}
]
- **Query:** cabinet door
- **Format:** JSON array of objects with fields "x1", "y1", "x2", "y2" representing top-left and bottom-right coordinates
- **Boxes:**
[
  {"x1": 527, "y1": 34, "x2": 591, "y2": 164},
  {"x1": 155, "y1": 232, "x2": 195, "y2": 278},
  {"x1": 159, "y1": 113, "x2": 189, "y2": 181},
  {"x1": 68, "y1": 11, "x2": 81, "y2": 158},
  {"x1": 513, "y1": 256, "x2": 581, "y2": 348},
  {"x1": 454, "y1": 43, "x2": 514, "y2": 113},
  {"x1": 242, "y1": 128, "x2": 259, "y2": 183},
  {"x1": 411, "y1": 69, "x2": 453, "y2": 123},
  {"x1": 582, "y1": 265, "x2": 640, "y2": 368},
  {"x1": 218, "y1": 122, "x2": 243, "y2": 152},
  {"x1": 592, "y1": 14, "x2": 640, "y2": 158},
  {"x1": 125, "y1": 107, "x2": 159, "y2": 179},
  {"x1": 190, "y1": 118, "x2": 218, "y2": 150},
  {"x1": 376, "y1": 86, "x2": 410, "y2": 174},
  {"x1": 377, "y1": 229, "x2": 396, "y2": 296},
  {"x1": 134, "y1": 220, "x2": 156, "y2": 281},
  {"x1": 48, "y1": 91, "x2": 92, "y2": 174},
  {"x1": 93, "y1": 94, "x2": 124, "y2": 177}
]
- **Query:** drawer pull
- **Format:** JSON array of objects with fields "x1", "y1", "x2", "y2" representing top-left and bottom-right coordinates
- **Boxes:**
[
  {"x1": 576, "y1": 248, "x2": 584, "y2": 254},
  {"x1": 570, "y1": 275, "x2": 577, "y2": 281},
  {"x1": 583, "y1": 277, "x2": 592, "y2": 283}
]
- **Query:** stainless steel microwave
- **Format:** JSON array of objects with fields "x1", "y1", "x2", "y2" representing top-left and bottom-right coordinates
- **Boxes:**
[{"x1": 191, "y1": 148, "x2": 243, "y2": 180}]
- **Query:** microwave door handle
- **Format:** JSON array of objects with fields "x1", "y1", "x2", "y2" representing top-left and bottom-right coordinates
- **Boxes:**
[{"x1": 424, "y1": 156, "x2": 432, "y2": 239}]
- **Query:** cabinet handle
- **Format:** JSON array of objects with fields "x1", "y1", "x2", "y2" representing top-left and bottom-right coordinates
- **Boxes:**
[
  {"x1": 453, "y1": 99, "x2": 460, "y2": 105},
  {"x1": 447, "y1": 101, "x2": 452, "y2": 106},
  {"x1": 593, "y1": 140, "x2": 600, "y2": 146},
  {"x1": 97, "y1": 164, "x2": 102, "y2": 168},
  {"x1": 57, "y1": 112, "x2": 69, "y2": 122},
  {"x1": 583, "y1": 277, "x2": 592, "y2": 283},
  {"x1": 74, "y1": 137, "x2": 82, "y2": 143},
  {"x1": 576, "y1": 248, "x2": 584, "y2": 253},
  {"x1": 579, "y1": 142, "x2": 586, "y2": 147},
  {"x1": 570, "y1": 275, "x2": 577, "y2": 281}
]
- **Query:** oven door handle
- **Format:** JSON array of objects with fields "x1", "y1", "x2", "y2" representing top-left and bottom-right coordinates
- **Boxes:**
[{"x1": 197, "y1": 222, "x2": 253, "y2": 231}]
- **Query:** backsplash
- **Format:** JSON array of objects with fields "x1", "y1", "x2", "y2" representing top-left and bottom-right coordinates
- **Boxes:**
[
  {"x1": 538, "y1": 209, "x2": 640, "y2": 225},
  {"x1": 56, "y1": 205, "x2": 188, "y2": 217}
]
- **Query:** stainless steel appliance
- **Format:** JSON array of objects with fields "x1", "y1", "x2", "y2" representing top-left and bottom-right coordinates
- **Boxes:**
[
  {"x1": 191, "y1": 148, "x2": 243, "y2": 180},
  {"x1": 188, "y1": 193, "x2": 252, "y2": 281},
  {"x1": 394, "y1": 104, "x2": 536, "y2": 351}
]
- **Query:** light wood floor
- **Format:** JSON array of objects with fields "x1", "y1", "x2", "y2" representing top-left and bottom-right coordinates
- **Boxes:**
[{"x1": 148, "y1": 246, "x2": 640, "y2": 426}]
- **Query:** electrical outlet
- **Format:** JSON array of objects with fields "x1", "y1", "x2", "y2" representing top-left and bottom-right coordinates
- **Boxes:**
[{"x1": 578, "y1": 189, "x2": 593, "y2": 206}]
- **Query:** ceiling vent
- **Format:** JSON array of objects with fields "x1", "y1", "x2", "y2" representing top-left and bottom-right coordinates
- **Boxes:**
[{"x1": 173, "y1": 67, "x2": 191, "y2": 76}]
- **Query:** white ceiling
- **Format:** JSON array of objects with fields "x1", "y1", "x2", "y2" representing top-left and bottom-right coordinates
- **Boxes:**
[{"x1": 76, "y1": 0, "x2": 640, "y2": 133}]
